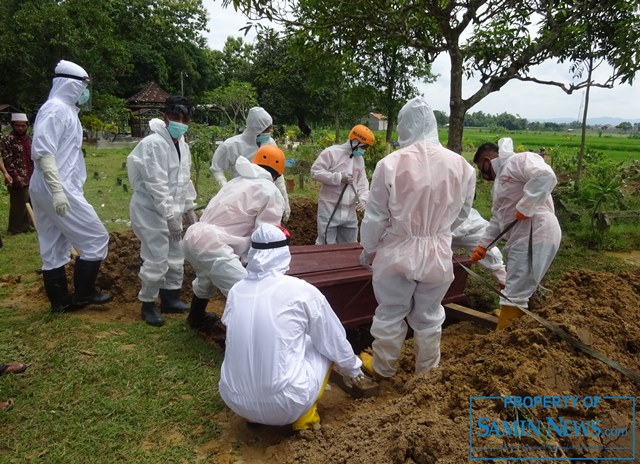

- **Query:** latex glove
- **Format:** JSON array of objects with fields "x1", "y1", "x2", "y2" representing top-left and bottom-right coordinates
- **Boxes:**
[
  {"x1": 166, "y1": 215, "x2": 183, "y2": 242},
  {"x1": 359, "y1": 250, "x2": 372, "y2": 271},
  {"x1": 185, "y1": 208, "x2": 198, "y2": 228},
  {"x1": 340, "y1": 172, "x2": 353, "y2": 185},
  {"x1": 356, "y1": 201, "x2": 366, "y2": 213},
  {"x1": 282, "y1": 207, "x2": 291, "y2": 223},
  {"x1": 37, "y1": 156, "x2": 70, "y2": 217},
  {"x1": 515, "y1": 210, "x2": 529, "y2": 221},
  {"x1": 213, "y1": 170, "x2": 227, "y2": 188},
  {"x1": 470, "y1": 246, "x2": 487, "y2": 262}
]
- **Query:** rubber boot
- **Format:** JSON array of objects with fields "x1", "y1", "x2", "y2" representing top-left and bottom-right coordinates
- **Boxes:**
[
  {"x1": 141, "y1": 301, "x2": 164, "y2": 327},
  {"x1": 291, "y1": 368, "x2": 331, "y2": 431},
  {"x1": 42, "y1": 266, "x2": 72, "y2": 313},
  {"x1": 72, "y1": 258, "x2": 113, "y2": 306},
  {"x1": 359, "y1": 352, "x2": 389, "y2": 380},
  {"x1": 496, "y1": 304, "x2": 525, "y2": 330},
  {"x1": 159, "y1": 289, "x2": 190, "y2": 313},
  {"x1": 186, "y1": 294, "x2": 217, "y2": 331}
]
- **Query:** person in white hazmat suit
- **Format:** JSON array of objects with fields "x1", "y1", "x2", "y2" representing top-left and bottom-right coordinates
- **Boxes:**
[
  {"x1": 30, "y1": 59, "x2": 112, "y2": 313},
  {"x1": 452, "y1": 208, "x2": 506, "y2": 286},
  {"x1": 219, "y1": 223, "x2": 374, "y2": 431},
  {"x1": 310, "y1": 124, "x2": 374, "y2": 244},
  {"x1": 358, "y1": 96, "x2": 476, "y2": 378},
  {"x1": 210, "y1": 106, "x2": 291, "y2": 221},
  {"x1": 183, "y1": 145, "x2": 286, "y2": 331},
  {"x1": 127, "y1": 96, "x2": 198, "y2": 327},
  {"x1": 471, "y1": 138, "x2": 561, "y2": 329}
]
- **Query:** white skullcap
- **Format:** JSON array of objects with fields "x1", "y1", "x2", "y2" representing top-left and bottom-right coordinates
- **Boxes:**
[
  {"x1": 11, "y1": 113, "x2": 28, "y2": 122},
  {"x1": 54, "y1": 60, "x2": 88, "y2": 79}
]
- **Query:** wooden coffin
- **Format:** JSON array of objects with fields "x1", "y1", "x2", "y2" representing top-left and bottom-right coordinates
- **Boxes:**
[{"x1": 288, "y1": 243, "x2": 471, "y2": 328}]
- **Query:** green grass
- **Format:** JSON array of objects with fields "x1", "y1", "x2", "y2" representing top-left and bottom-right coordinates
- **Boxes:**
[{"x1": 0, "y1": 309, "x2": 224, "y2": 463}]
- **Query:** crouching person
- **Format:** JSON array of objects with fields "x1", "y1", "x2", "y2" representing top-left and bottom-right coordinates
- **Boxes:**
[
  {"x1": 182, "y1": 146, "x2": 286, "y2": 331},
  {"x1": 218, "y1": 224, "x2": 373, "y2": 431}
]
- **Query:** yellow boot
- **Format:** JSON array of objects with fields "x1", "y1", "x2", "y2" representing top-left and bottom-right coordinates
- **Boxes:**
[
  {"x1": 496, "y1": 304, "x2": 525, "y2": 330},
  {"x1": 359, "y1": 352, "x2": 389, "y2": 380},
  {"x1": 291, "y1": 404, "x2": 320, "y2": 431}
]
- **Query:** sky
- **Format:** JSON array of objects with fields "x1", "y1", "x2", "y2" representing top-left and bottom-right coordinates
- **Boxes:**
[{"x1": 203, "y1": 2, "x2": 640, "y2": 122}]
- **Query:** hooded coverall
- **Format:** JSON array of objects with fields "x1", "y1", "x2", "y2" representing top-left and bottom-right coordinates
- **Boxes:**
[
  {"x1": 360, "y1": 97, "x2": 476, "y2": 377},
  {"x1": 310, "y1": 141, "x2": 369, "y2": 244},
  {"x1": 183, "y1": 157, "x2": 284, "y2": 299},
  {"x1": 478, "y1": 138, "x2": 561, "y2": 308},
  {"x1": 127, "y1": 118, "x2": 197, "y2": 302},
  {"x1": 30, "y1": 62, "x2": 109, "y2": 270},
  {"x1": 210, "y1": 107, "x2": 290, "y2": 220},
  {"x1": 452, "y1": 208, "x2": 506, "y2": 285},
  {"x1": 219, "y1": 224, "x2": 362, "y2": 426}
]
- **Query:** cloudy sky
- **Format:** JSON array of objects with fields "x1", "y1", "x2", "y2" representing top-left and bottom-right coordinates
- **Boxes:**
[{"x1": 203, "y1": 3, "x2": 640, "y2": 121}]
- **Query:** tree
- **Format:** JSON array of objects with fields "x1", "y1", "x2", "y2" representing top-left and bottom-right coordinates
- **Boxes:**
[
  {"x1": 0, "y1": 0, "x2": 212, "y2": 112},
  {"x1": 226, "y1": 0, "x2": 640, "y2": 154},
  {"x1": 204, "y1": 81, "x2": 258, "y2": 132},
  {"x1": 617, "y1": 121, "x2": 632, "y2": 132}
]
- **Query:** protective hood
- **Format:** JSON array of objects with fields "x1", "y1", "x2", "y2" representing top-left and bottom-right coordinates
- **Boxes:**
[
  {"x1": 148, "y1": 118, "x2": 168, "y2": 136},
  {"x1": 243, "y1": 107, "x2": 273, "y2": 137},
  {"x1": 246, "y1": 224, "x2": 291, "y2": 279},
  {"x1": 498, "y1": 137, "x2": 515, "y2": 158},
  {"x1": 49, "y1": 60, "x2": 89, "y2": 105},
  {"x1": 397, "y1": 96, "x2": 440, "y2": 148},
  {"x1": 235, "y1": 156, "x2": 273, "y2": 181}
]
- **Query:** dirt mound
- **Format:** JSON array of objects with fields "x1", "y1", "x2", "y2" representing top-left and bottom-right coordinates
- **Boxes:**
[{"x1": 262, "y1": 268, "x2": 640, "y2": 463}]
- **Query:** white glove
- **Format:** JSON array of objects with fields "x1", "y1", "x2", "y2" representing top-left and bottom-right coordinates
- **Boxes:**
[
  {"x1": 213, "y1": 170, "x2": 227, "y2": 188},
  {"x1": 283, "y1": 207, "x2": 290, "y2": 222},
  {"x1": 185, "y1": 208, "x2": 198, "y2": 228},
  {"x1": 341, "y1": 172, "x2": 353, "y2": 185},
  {"x1": 166, "y1": 215, "x2": 183, "y2": 242},
  {"x1": 356, "y1": 201, "x2": 366, "y2": 213},
  {"x1": 359, "y1": 250, "x2": 372, "y2": 271},
  {"x1": 37, "y1": 156, "x2": 70, "y2": 217}
]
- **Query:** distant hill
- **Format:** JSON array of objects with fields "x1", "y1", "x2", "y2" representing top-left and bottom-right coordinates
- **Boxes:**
[{"x1": 529, "y1": 116, "x2": 640, "y2": 125}]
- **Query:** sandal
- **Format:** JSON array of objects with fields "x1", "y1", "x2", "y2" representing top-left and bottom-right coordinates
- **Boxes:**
[
  {"x1": 0, "y1": 399, "x2": 14, "y2": 411},
  {"x1": 0, "y1": 362, "x2": 27, "y2": 375}
]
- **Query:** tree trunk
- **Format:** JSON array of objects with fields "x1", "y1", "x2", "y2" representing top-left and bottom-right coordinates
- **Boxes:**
[
  {"x1": 334, "y1": 80, "x2": 342, "y2": 143},
  {"x1": 575, "y1": 57, "x2": 593, "y2": 193},
  {"x1": 447, "y1": 49, "x2": 466, "y2": 154}
]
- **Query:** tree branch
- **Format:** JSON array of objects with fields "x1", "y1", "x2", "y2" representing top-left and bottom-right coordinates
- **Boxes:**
[{"x1": 514, "y1": 75, "x2": 616, "y2": 94}]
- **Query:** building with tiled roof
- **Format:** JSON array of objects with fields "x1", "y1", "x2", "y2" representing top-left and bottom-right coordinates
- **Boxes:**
[{"x1": 127, "y1": 82, "x2": 170, "y2": 137}]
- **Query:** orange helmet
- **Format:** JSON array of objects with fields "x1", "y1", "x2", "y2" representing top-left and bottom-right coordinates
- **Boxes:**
[
  {"x1": 349, "y1": 124, "x2": 374, "y2": 146},
  {"x1": 253, "y1": 145, "x2": 286, "y2": 176}
]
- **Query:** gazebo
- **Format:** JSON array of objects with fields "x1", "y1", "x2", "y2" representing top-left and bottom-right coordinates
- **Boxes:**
[{"x1": 127, "y1": 82, "x2": 170, "y2": 137}]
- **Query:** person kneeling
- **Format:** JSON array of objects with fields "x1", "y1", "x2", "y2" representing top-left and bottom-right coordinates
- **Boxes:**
[{"x1": 218, "y1": 224, "x2": 373, "y2": 431}]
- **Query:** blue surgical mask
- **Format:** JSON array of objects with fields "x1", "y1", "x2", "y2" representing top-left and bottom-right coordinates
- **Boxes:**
[
  {"x1": 256, "y1": 133, "x2": 270, "y2": 145},
  {"x1": 78, "y1": 88, "x2": 90, "y2": 105},
  {"x1": 167, "y1": 121, "x2": 188, "y2": 139},
  {"x1": 352, "y1": 147, "x2": 366, "y2": 157}
]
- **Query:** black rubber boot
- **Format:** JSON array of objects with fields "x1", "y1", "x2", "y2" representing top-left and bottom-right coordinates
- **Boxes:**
[
  {"x1": 42, "y1": 266, "x2": 72, "y2": 313},
  {"x1": 186, "y1": 294, "x2": 217, "y2": 330},
  {"x1": 159, "y1": 288, "x2": 190, "y2": 313},
  {"x1": 141, "y1": 301, "x2": 164, "y2": 327},
  {"x1": 72, "y1": 258, "x2": 113, "y2": 306}
]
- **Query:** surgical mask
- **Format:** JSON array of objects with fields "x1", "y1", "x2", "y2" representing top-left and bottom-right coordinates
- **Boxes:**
[
  {"x1": 78, "y1": 88, "x2": 90, "y2": 105},
  {"x1": 167, "y1": 121, "x2": 188, "y2": 139},
  {"x1": 256, "y1": 133, "x2": 270, "y2": 145},
  {"x1": 352, "y1": 147, "x2": 366, "y2": 157}
]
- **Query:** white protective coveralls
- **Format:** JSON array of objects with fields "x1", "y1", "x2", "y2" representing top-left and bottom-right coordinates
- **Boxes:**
[
  {"x1": 210, "y1": 107, "x2": 290, "y2": 220},
  {"x1": 310, "y1": 141, "x2": 369, "y2": 244},
  {"x1": 183, "y1": 157, "x2": 284, "y2": 299},
  {"x1": 127, "y1": 118, "x2": 197, "y2": 301},
  {"x1": 452, "y1": 208, "x2": 506, "y2": 285},
  {"x1": 360, "y1": 96, "x2": 476, "y2": 377},
  {"x1": 30, "y1": 61, "x2": 109, "y2": 270},
  {"x1": 478, "y1": 137, "x2": 561, "y2": 308},
  {"x1": 219, "y1": 224, "x2": 362, "y2": 426}
]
